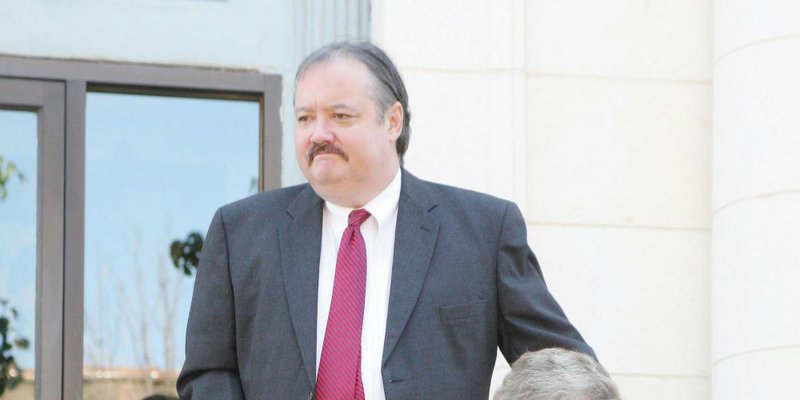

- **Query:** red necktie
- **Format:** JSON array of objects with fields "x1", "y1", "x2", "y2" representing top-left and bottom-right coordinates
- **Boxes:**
[{"x1": 315, "y1": 209, "x2": 370, "y2": 400}]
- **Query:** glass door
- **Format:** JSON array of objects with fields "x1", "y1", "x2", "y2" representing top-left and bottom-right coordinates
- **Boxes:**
[
  {"x1": 0, "y1": 78, "x2": 66, "y2": 400},
  {"x1": 1, "y1": 56, "x2": 280, "y2": 399},
  {"x1": 82, "y1": 91, "x2": 259, "y2": 399}
]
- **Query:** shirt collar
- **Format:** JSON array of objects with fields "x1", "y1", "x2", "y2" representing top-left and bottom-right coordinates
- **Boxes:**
[{"x1": 324, "y1": 169, "x2": 402, "y2": 234}]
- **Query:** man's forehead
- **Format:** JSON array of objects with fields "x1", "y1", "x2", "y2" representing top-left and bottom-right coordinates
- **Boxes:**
[
  {"x1": 295, "y1": 79, "x2": 378, "y2": 113},
  {"x1": 295, "y1": 58, "x2": 378, "y2": 101},
  {"x1": 298, "y1": 55, "x2": 371, "y2": 80}
]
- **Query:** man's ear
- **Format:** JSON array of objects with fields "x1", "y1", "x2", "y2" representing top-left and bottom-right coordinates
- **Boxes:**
[{"x1": 386, "y1": 101, "x2": 403, "y2": 141}]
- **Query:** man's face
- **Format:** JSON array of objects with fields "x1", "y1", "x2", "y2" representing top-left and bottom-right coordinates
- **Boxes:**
[{"x1": 294, "y1": 57, "x2": 400, "y2": 205}]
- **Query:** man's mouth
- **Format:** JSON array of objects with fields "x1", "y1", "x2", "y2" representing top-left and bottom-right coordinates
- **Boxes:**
[{"x1": 308, "y1": 143, "x2": 349, "y2": 163}]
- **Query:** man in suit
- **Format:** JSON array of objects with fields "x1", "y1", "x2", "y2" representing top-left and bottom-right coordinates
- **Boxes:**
[{"x1": 177, "y1": 41, "x2": 593, "y2": 400}]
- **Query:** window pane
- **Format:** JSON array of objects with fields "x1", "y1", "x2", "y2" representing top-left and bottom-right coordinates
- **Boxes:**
[
  {"x1": 84, "y1": 93, "x2": 258, "y2": 399},
  {"x1": 0, "y1": 109, "x2": 37, "y2": 400}
]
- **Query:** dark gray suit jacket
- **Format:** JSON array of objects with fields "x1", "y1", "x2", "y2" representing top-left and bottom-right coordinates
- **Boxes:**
[{"x1": 177, "y1": 169, "x2": 593, "y2": 400}]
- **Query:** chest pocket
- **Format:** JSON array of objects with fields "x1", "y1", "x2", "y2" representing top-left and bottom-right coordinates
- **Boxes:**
[{"x1": 439, "y1": 299, "x2": 486, "y2": 323}]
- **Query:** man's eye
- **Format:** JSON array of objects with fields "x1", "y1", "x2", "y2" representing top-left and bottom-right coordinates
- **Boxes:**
[
  {"x1": 297, "y1": 115, "x2": 311, "y2": 123},
  {"x1": 332, "y1": 113, "x2": 350, "y2": 120}
]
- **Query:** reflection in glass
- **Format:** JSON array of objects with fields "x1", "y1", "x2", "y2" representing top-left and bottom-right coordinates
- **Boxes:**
[
  {"x1": 84, "y1": 93, "x2": 258, "y2": 399},
  {"x1": 0, "y1": 109, "x2": 37, "y2": 400}
]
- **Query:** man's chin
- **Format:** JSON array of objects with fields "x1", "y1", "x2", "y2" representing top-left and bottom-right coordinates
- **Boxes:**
[{"x1": 306, "y1": 167, "x2": 345, "y2": 187}]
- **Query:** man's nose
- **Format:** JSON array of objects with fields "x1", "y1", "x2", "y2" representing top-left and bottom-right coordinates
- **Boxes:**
[{"x1": 310, "y1": 119, "x2": 334, "y2": 143}]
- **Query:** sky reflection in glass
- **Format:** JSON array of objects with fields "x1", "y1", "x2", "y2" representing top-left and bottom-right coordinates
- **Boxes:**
[
  {"x1": 0, "y1": 109, "x2": 38, "y2": 373},
  {"x1": 84, "y1": 93, "x2": 259, "y2": 374}
]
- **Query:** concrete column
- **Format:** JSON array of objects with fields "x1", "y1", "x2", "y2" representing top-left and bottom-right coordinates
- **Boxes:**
[
  {"x1": 294, "y1": 0, "x2": 370, "y2": 59},
  {"x1": 712, "y1": 1, "x2": 800, "y2": 399}
]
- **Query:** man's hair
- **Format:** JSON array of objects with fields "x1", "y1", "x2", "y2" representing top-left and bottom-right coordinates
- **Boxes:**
[
  {"x1": 295, "y1": 41, "x2": 412, "y2": 162},
  {"x1": 494, "y1": 348, "x2": 621, "y2": 400}
]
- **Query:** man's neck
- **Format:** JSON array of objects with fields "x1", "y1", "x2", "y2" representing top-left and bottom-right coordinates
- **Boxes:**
[{"x1": 316, "y1": 165, "x2": 400, "y2": 209}]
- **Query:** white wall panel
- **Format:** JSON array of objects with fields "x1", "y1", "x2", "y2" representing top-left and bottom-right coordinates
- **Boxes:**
[
  {"x1": 526, "y1": 76, "x2": 710, "y2": 229},
  {"x1": 379, "y1": 0, "x2": 524, "y2": 70},
  {"x1": 527, "y1": 0, "x2": 712, "y2": 80},
  {"x1": 712, "y1": 194, "x2": 800, "y2": 360},
  {"x1": 712, "y1": 39, "x2": 800, "y2": 210},
  {"x1": 712, "y1": 349, "x2": 800, "y2": 400},
  {"x1": 529, "y1": 224, "x2": 710, "y2": 377},
  {"x1": 402, "y1": 70, "x2": 522, "y2": 202},
  {"x1": 712, "y1": 2, "x2": 800, "y2": 398},
  {"x1": 615, "y1": 375, "x2": 710, "y2": 400},
  {"x1": 714, "y1": 0, "x2": 800, "y2": 59}
]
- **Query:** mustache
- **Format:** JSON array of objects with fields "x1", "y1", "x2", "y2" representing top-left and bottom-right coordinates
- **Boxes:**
[{"x1": 308, "y1": 143, "x2": 349, "y2": 163}]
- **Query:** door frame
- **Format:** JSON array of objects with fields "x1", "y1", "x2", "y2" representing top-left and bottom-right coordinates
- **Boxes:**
[{"x1": 1, "y1": 56, "x2": 281, "y2": 399}]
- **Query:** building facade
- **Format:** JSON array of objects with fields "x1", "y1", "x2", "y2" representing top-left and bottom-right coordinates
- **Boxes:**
[{"x1": 1, "y1": 0, "x2": 798, "y2": 399}]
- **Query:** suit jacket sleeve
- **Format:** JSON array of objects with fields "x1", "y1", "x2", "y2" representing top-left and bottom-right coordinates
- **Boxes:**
[
  {"x1": 177, "y1": 209, "x2": 245, "y2": 399},
  {"x1": 496, "y1": 202, "x2": 595, "y2": 363}
]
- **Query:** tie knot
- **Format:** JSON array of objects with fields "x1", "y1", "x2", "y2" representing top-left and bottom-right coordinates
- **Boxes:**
[{"x1": 348, "y1": 209, "x2": 371, "y2": 227}]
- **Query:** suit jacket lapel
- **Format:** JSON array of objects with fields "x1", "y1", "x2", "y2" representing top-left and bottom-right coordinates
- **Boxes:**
[
  {"x1": 383, "y1": 170, "x2": 440, "y2": 365},
  {"x1": 279, "y1": 185, "x2": 323, "y2": 387}
]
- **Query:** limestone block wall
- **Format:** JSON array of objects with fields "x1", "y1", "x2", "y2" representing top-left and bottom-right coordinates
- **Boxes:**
[
  {"x1": 375, "y1": 0, "x2": 713, "y2": 398},
  {"x1": 524, "y1": 1, "x2": 712, "y2": 399}
]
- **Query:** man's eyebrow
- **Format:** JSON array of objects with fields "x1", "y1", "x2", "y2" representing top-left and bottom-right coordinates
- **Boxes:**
[
  {"x1": 295, "y1": 104, "x2": 357, "y2": 113},
  {"x1": 329, "y1": 103, "x2": 357, "y2": 112}
]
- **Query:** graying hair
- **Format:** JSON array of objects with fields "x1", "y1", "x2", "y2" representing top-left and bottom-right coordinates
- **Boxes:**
[
  {"x1": 295, "y1": 41, "x2": 411, "y2": 162},
  {"x1": 494, "y1": 348, "x2": 621, "y2": 400}
]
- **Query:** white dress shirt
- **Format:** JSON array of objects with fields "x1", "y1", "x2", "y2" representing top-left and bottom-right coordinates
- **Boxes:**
[{"x1": 316, "y1": 170, "x2": 401, "y2": 400}]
